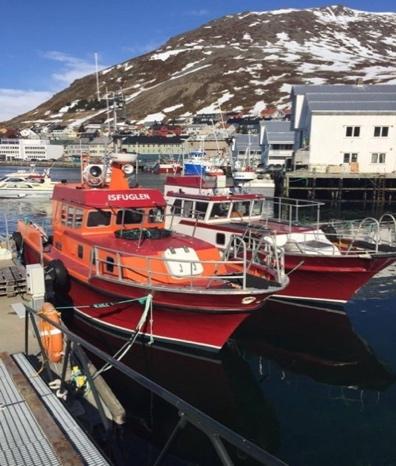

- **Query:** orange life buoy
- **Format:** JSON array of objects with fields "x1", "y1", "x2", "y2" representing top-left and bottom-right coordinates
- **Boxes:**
[{"x1": 38, "y1": 302, "x2": 63, "y2": 363}]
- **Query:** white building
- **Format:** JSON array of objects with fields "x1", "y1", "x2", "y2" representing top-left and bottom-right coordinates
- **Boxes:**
[
  {"x1": 260, "y1": 120, "x2": 294, "y2": 167},
  {"x1": 0, "y1": 139, "x2": 63, "y2": 161},
  {"x1": 291, "y1": 84, "x2": 396, "y2": 173},
  {"x1": 231, "y1": 134, "x2": 262, "y2": 166},
  {"x1": 63, "y1": 137, "x2": 112, "y2": 160}
]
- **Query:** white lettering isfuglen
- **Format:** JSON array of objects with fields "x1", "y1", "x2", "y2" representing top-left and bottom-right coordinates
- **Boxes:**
[{"x1": 108, "y1": 193, "x2": 151, "y2": 202}]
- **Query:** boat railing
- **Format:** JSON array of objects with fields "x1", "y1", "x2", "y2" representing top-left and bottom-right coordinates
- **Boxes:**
[
  {"x1": 238, "y1": 225, "x2": 286, "y2": 282},
  {"x1": 323, "y1": 214, "x2": 396, "y2": 254},
  {"x1": 260, "y1": 196, "x2": 324, "y2": 230},
  {"x1": 89, "y1": 242, "x2": 252, "y2": 291}
]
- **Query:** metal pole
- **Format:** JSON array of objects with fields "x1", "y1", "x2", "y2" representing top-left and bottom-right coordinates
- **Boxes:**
[
  {"x1": 29, "y1": 313, "x2": 53, "y2": 381},
  {"x1": 209, "y1": 434, "x2": 234, "y2": 466},
  {"x1": 153, "y1": 414, "x2": 187, "y2": 466}
]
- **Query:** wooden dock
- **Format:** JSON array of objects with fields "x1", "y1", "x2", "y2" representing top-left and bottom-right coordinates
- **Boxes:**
[{"x1": 284, "y1": 171, "x2": 396, "y2": 206}]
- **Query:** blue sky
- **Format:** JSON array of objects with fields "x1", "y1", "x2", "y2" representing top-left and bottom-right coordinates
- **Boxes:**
[{"x1": 1, "y1": 0, "x2": 394, "y2": 121}]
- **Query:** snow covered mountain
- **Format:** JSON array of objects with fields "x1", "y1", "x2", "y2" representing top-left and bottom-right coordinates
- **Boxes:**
[{"x1": 7, "y1": 5, "x2": 396, "y2": 127}]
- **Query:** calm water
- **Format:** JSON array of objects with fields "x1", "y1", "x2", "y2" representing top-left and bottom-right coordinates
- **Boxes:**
[{"x1": 2, "y1": 166, "x2": 396, "y2": 465}]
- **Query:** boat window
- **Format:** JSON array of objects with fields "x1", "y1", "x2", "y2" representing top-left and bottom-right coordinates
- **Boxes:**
[
  {"x1": 171, "y1": 199, "x2": 182, "y2": 215},
  {"x1": 216, "y1": 233, "x2": 226, "y2": 245},
  {"x1": 231, "y1": 201, "x2": 250, "y2": 218},
  {"x1": 210, "y1": 203, "x2": 230, "y2": 219},
  {"x1": 77, "y1": 244, "x2": 83, "y2": 259},
  {"x1": 66, "y1": 206, "x2": 74, "y2": 227},
  {"x1": 61, "y1": 205, "x2": 67, "y2": 225},
  {"x1": 74, "y1": 208, "x2": 84, "y2": 228},
  {"x1": 183, "y1": 200, "x2": 194, "y2": 218},
  {"x1": 116, "y1": 209, "x2": 143, "y2": 225},
  {"x1": 148, "y1": 207, "x2": 164, "y2": 224},
  {"x1": 106, "y1": 256, "x2": 115, "y2": 273},
  {"x1": 87, "y1": 210, "x2": 112, "y2": 227},
  {"x1": 195, "y1": 202, "x2": 208, "y2": 219},
  {"x1": 252, "y1": 200, "x2": 263, "y2": 216}
]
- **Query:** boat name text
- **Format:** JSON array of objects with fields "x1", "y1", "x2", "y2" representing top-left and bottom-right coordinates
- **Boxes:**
[{"x1": 108, "y1": 193, "x2": 151, "y2": 201}]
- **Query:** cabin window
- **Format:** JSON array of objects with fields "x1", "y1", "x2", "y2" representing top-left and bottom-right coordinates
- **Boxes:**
[
  {"x1": 216, "y1": 233, "x2": 226, "y2": 246},
  {"x1": 77, "y1": 244, "x2": 83, "y2": 259},
  {"x1": 210, "y1": 203, "x2": 230, "y2": 219},
  {"x1": 171, "y1": 199, "x2": 182, "y2": 215},
  {"x1": 74, "y1": 208, "x2": 83, "y2": 228},
  {"x1": 66, "y1": 207, "x2": 74, "y2": 227},
  {"x1": 87, "y1": 210, "x2": 112, "y2": 227},
  {"x1": 195, "y1": 202, "x2": 208, "y2": 219},
  {"x1": 116, "y1": 209, "x2": 143, "y2": 225},
  {"x1": 231, "y1": 201, "x2": 250, "y2": 217},
  {"x1": 148, "y1": 207, "x2": 164, "y2": 223},
  {"x1": 252, "y1": 200, "x2": 263, "y2": 216},
  {"x1": 61, "y1": 205, "x2": 67, "y2": 225},
  {"x1": 182, "y1": 200, "x2": 194, "y2": 218},
  {"x1": 106, "y1": 256, "x2": 115, "y2": 273}
]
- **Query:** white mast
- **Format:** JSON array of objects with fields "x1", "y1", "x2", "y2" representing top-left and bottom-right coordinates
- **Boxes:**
[{"x1": 94, "y1": 53, "x2": 101, "y2": 101}]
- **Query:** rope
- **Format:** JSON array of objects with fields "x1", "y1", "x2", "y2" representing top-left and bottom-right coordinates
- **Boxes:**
[{"x1": 92, "y1": 294, "x2": 153, "y2": 379}]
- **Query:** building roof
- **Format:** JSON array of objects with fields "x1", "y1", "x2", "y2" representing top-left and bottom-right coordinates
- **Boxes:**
[
  {"x1": 307, "y1": 101, "x2": 396, "y2": 113},
  {"x1": 292, "y1": 84, "x2": 396, "y2": 95},
  {"x1": 122, "y1": 135, "x2": 183, "y2": 144},
  {"x1": 261, "y1": 121, "x2": 294, "y2": 144},
  {"x1": 292, "y1": 84, "x2": 396, "y2": 113}
]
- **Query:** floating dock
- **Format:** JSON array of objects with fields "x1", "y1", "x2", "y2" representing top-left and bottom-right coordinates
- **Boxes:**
[{"x1": 0, "y1": 352, "x2": 110, "y2": 466}]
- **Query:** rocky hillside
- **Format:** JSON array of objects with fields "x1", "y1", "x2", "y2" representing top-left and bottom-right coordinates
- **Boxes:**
[{"x1": 7, "y1": 5, "x2": 396, "y2": 127}]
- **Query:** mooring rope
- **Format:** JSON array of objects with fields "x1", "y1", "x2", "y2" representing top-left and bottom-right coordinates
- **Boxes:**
[{"x1": 92, "y1": 294, "x2": 153, "y2": 380}]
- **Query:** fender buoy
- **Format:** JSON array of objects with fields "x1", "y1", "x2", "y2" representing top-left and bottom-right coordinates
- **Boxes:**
[
  {"x1": 38, "y1": 302, "x2": 63, "y2": 363},
  {"x1": 47, "y1": 259, "x2": 70, "y2": 293}
]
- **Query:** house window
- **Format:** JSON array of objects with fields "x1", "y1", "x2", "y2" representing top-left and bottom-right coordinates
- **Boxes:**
[
  {"x1": 371, "y1": 153, "x2": 386, "y2": 163},
  {"x1": 374, "y1": 126, "x2": 389, "y2": 137},
  {"x1": 343, "y1": 153, "x2": 358, "y2": 163},
  {"x1": 345, "y1": 126, "x2": 360, "y2": 137}
]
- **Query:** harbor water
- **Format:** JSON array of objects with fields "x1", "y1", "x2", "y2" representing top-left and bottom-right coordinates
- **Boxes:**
[{"x1": 1, "y1": 166, "x2": 396, "y2": 465}]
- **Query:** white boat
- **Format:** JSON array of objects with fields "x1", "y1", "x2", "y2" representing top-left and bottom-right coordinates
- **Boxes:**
[
  {"x1": 232, "y1": 135, "x2": 275, "y2": 196},
  {"x1": 0, "y1": 168, "x2": 58, "y2": 198}
]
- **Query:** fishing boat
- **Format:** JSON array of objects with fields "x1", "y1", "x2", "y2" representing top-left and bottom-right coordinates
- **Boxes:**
[
  {"x1": 0, "y1": 167, "x2": 58, "y2": 198},
  {"x1": 17, "y1": 153, "x2": 288, "y2": 351},
  {"x1": 164, "y1": 174, "x2": 396, "y2": 306}
]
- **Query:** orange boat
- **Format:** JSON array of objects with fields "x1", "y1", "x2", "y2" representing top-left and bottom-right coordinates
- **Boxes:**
[{"x1": 17, "y1": 153, "x2": 288, "y2": 351}]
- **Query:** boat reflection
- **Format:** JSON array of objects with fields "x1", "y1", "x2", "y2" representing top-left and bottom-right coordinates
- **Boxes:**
[
  {"x1": 69, "y1": 297, "x2": 395, "y2": 465},
  {"x1": 234, "y1": 298, "x2": 395, "y2": 390}
]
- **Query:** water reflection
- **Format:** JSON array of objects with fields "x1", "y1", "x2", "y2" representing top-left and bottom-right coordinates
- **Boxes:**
[{"x1": 69, "y1": 296, "x2": 396, "y2": 466}]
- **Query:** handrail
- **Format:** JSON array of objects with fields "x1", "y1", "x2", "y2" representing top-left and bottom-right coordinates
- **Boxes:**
[
  {"x1": 90, "y1": 244, "x2": 251, "y2": 291},
  {"x1": 24, "y1": 305, "x2": 288, "y2": 466}
]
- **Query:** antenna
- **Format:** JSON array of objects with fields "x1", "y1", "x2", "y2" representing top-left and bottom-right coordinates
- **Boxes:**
[{"x1": 94, "y1": 53, "x2": 101, "y2": 101}]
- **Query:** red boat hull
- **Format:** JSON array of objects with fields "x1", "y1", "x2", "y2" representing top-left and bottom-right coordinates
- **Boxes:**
[
  {"x1": 276, "y1": 254, "x2": 395, "y2": 304},
  {"x1": 23, "y1": 244, "x2": 253, "y2": 352}
]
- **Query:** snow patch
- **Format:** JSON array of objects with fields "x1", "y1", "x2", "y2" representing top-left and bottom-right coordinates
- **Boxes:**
[
  {"x1": 150, "y1": 49, "x2": 187, "y2": 61},
  {"x1": 197, "y1": 92, "x2": 234, "y2": 114},
  {"x1": 138, "y1": 112, "x2": 166, "y2": 123},
  {"x1": 250, "y1": 101, "x2": 266, "y2": 116},
  {"x1": 163, "y1": 104, "x2": 184, "y2": 113}
]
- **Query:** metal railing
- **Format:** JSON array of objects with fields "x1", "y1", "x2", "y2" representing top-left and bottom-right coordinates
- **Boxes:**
[
  {"x1": 24, "y1": 304, "x2": 288, "y2": 466},
  {"x1": 324, "y1": 214, "x2": 396, "y2": 254},
  {"x1": 89, "y1": 238, "x2": 250, "y2": 291}
]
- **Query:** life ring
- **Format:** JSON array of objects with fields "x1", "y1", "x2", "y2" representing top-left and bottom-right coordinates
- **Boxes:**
[
  {"x1": 38, "y1": 302, "x2": 63, "y2": 363},
  {"x1": 47, "y1": 259, "x2": 70, "y2": 293}
]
